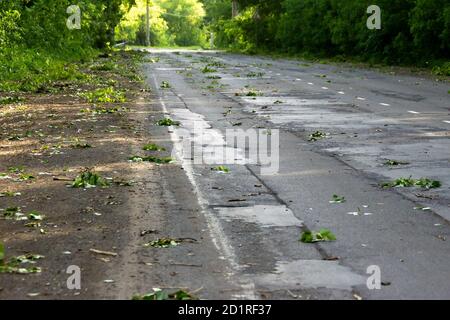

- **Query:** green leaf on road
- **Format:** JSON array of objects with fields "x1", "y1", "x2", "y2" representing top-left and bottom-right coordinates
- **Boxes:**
[
  {"x1": 71, "y1": 171, "x2": 110, "y2": 188},
  {"x1": 329, "y1": 194, "x2": 346, "y2": 203},
  {"x1": 156, "y1": 118, "x2": 180, "y2": 126},
  {"x1": 212, "y1": 166, "x2": 230, "y2": 173},
  {"x1": 308, "y1": 131, "x2": 327, "y2": 142},
  {"x1": 300, "y1": 229, "x2": 336, "y2": 243},
  {"x1": 384, "y1": 159, "x2": 410, "y2": 166}
]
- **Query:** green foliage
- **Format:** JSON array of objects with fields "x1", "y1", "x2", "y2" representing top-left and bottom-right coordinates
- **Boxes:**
[
  {"x1": 202, "y1": 0, "x2": 450, "y2": 66},
  {"x1": 81, "y1": 87, "x2": 127, "y2": 103},
  {"x1": 116, "y1": 0, "x2": 206, "y2": 47},
  {"x1": 300, "y1": 229, "x2": 336, "y2": 243},
  {"x1": 0, "y1": 0, "x2": 135, "y2": 92},
  {"x1": 156, "y1": 118, "x2": 180, "y2": 126},
  {"x1": 71, "y1": 171, "x2": 110, "y2": 188},
  {"x1": 211, "y1": 165, "x2": 230, "y2": 173},
  {"x1": 382, "y1": 177, "x2": 442, "y2": 189},
  {"x1": 0, "y1": 246, "x2": 44, "y2": 275},
  {"x1": 143, "y1": 144, "x2": 166, "y2": 151}
]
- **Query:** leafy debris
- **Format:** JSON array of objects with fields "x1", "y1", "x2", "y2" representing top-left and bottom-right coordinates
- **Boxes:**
[
  {"x1": 0, "y1": 245, "x2": 43, "y2": 274},
  {"x1": 144, "y1": 238, "x2": 180, "y2": 248},
  {"x1": 382, "y1": 177, "x2": 441, "y2": 189},
  {"x1": 329, "y1": 194, "x2": 346, "y2": 203},
  {"x1": 300, "y1": 229, "x2": 336, "y2": 243},
  {"x1": 308, "y1": 131, "x2": 328, "y2": 142},
  {"x1": 160, "y1": 81, "x2": 171, "y2": 89},
  {"x1": 156, "y1": 118, "x2": 180, "y2": 126},
  {"x1": 211, "y1": 166, "x2": 230, "y2": 173},
  {"x1": 70, "y1": 170, "x2": 110, "y2": 188},
  {"x1": 143, "y1": 144, "x2": 166, "y2": 151},
  {"x1": 384, "y1": 159, "x2": 410, "y2": 166}
]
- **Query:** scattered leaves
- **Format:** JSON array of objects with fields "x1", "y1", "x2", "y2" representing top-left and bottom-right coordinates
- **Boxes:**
[
  {"x1": 0, "y1": 245, "x2": 43, "y2": 274},
  {"x1": 80, "y1": 87, "x2": 126, "y2": 103},
  {"x1": 300, "y1": 229, "x2": 336, "y2": 243},
  {"x1": 160, "y1": 81, "x2": 171, "y2": 89},
  {"x1": 308, "y1": 131, "x2": 328, "y2": 142},
  {"x1": 382, "y1": 177, "x2": 441, "y2": 189},
  {"x1": 156, "y1": 118, "x2": 180, "y2": 126},
  {"x1": 329, "y1": 194, "x2": 346, "y2": 203},
  {"x1": 211, "y1": 166, "x2": 230, "y2": 173},
  {"x1": 71, "y1": 170, "x2": 110, "y2": 188},
  {"x1": 384, "y1": 159, "x2": 410, "y2": 166},
  {"x1": 142, "y1": 144, "x2": 166, "y2": 151}
]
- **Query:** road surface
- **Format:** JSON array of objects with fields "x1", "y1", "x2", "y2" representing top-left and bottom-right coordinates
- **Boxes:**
[{"x1": 142, "y1": 49, "x2": 450, "y2": 300}]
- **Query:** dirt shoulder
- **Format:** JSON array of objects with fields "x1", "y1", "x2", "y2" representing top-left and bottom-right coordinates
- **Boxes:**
[
  {"x1": 0, "y1": 50, "x2": 238, "y2": 300},
  {"x1": 0, "y1": 50, "x2": 150, "y2": 299}
]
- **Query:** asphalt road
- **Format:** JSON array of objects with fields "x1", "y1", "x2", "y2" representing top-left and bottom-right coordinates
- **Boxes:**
[{"x1": 142, "y1": 48, "x2": 450, "y2": 300}]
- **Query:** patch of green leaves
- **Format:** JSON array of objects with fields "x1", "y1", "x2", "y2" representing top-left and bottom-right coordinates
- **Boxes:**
[
  {"x1": 18, "y1": 173, "x2": 35, "y2": 181},
  {"x1": 0, "y1": 247, "x2": 43, "y2": 275},
  {"x1": 329, "y1": 194, "x2": 346, "y2": 203},
  {"x1": 1, "y1": 207, "x2": 24, "y2": 220},
  {"x1": 160, "y1": 81, "x2": 171, "y2": 89},
  {"x1": 143, "y1": 144, "x2": 166, "y2": 151},
  {"x1": 0, "y1": 96, "x2": 24, "y2": 105},
  {"x1": 0, "y1": 191, "x2": 21, "y2": 197},
  {"x1": 71, "y1": 171, "x2": 110, "y2": 188},
  {"x1": 246, "y1": 72, "x2": 264, "y2": 78},
  {"x1": 90, "y1": 61, "x2": 118, "y2": 71},
  {"x1": 245, "y1": 90, "x2": 260, "y2": 97},
  {"x1": 382, "y1": 177, "x2": 441, "y2": 189},
  {"x1": 201, "y1": 66, "x2": 217, "y2": 73},
  {"x1": 212, "y1": 166, "x2": 230, "y2": 173},
  {"x1": 156, "y1": 118, "x2": 180, "y2": 126},
  {"x1": 308, "y1": 131, "x2": 328, "y2": 142},
  {"x1": 384, "y1": 159, "x2": 410, "y2": 166},
  {"x1": 300, "y1": 229, "x2": 336, "y2": 243},
  {"x1": 80, "y1": 87, "x2": 126, "y2": 104},
  {"x1": 414, "y1": 178, "x2": 442, "y2": 189}
]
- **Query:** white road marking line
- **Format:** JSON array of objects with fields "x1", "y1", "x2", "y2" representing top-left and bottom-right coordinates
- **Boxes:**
[
  {"x1": 308, "y1": 82, "x2": 314, "y2": 85},
  {"x1": 296, "y1": 78, "x2": 302, "y2": 81},
  {"x1": 321, "y1": 87, "x2": 328, "y2": 90},
  {"x1": 408, "y1": 110, "x2": 420, "y2": 114},
  {"x1": 444, "y1": 120, "x2": 450, "y2": 124},
  {"x1": 338, "y1": 91, "x2": 345, "y2": 95},
  {"x1": 357, "y1": 97, "x2": 366, "y2": 101},
  {"x1": 380, "y1": 103, "x2": 390, "y2": 106}
]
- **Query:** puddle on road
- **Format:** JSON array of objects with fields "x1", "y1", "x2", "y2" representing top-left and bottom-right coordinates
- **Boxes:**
[
  {"x1": 256, "y1": 260, "x2": 366, "y2": 291},
  {"x1": 216, "y1": 205, "x2": 303, "y2": 228}
]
